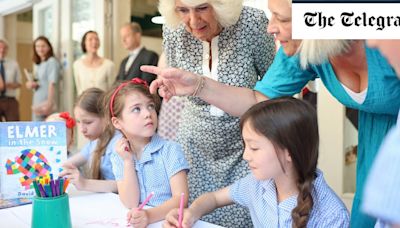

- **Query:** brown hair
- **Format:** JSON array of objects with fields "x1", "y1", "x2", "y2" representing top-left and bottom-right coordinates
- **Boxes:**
[
  {"x1": 240, "y1": 97, "x2": 319, "y2": 228},
  {"x1": 105, "y1": 81, "x2": 161, "y2": 122},
  {"x1": 32, "y1": 36, "x2": 55, "y2": 64},
  {"x1": 75, "y1": 88, "x2": 112, "y2": 180},
  {"x1": 81, "y1": 30, "x2": 98, "y2": 53}
]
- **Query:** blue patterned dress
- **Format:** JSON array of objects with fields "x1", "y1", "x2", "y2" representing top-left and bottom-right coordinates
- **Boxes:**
[{"x1": 163, "y1": 6, "x2": 275, "y2": 227}]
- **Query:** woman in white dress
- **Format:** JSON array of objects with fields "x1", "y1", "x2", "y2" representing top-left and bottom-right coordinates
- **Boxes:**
[
  {"x1": 73, "y1": 31, "x2": 115, "y2": 150},
  {"x1": 73, "y1": 30, "x2": 115, "y2": 95}
]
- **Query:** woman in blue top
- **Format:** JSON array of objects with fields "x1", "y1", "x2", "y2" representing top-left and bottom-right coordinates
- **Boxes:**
[
  {"x1": 61, "y1": 88, "x2": 119, "y2": 193},
  {"x1": 362, "y1": 40, "x2": 400, "y2": 227},
  {"x1": 142, "y1": 0, "x2": 400, "y2": 226},
  {"x1": 107, "y1": 78, "x2": 189, "y2": 228},
  {"x1": 26, "y1": 36, "x2": 60, "y2": 121},
  {"x1": 164, "y1": 98, "x2": 349, "y2": 228}
]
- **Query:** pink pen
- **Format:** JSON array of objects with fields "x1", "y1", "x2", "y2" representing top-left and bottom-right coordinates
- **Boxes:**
[
  {"x1": 137, "y1": 192, "x2": 154, "y2": 210},
  {"x1": 178, "y1": 193, "x2": 185, "y2": 228}
]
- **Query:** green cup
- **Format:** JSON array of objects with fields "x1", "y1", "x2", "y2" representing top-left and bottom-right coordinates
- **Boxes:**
[{"x1": 31, "y1": 194, "x2": 72, "y2": 228}]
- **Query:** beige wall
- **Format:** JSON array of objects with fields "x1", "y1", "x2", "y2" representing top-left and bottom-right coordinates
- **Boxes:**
[
  {"x1": 4, "y1": 15, "x2": 17, "y2": 59},
  {"x1": 317, "y1": 83, "x2": 355, "y2": 210},
  {"x1": 112, "y1": 0, "x2": 130, "y2": 69},
  {"x1": 142, "y1": 36, "x2": 162, "y2": 55},
  {"x1": 3, "y1": 15, "x2": 34, "y2": 120}
]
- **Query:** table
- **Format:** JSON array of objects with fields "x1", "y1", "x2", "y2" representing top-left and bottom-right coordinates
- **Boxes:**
[{"x1": 1, "y1": 189, "x2": 223, "y2": 228}]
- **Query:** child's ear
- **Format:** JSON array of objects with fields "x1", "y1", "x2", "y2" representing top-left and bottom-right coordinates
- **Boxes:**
[
  {"x1": 284, "y1": 149, "x2": 292, "y2": 163},
  {"x1": 111, "y1": 117, "x2": 122, "y2": 130}
]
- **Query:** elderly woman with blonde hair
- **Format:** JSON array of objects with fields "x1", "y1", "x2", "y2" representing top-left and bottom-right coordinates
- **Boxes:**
[
  {"x1": 143, "y1": 0, "x2": 400, "y2": 226},
  {"x1": 156, "y1": 0, "x2": 275, "y2": 227}
]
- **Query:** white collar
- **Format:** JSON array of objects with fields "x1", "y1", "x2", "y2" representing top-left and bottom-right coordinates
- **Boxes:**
[{"x1": 129, "y1": 45, "x2": 143, "y2": 56}]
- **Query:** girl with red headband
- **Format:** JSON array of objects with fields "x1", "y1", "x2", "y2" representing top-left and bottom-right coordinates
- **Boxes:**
[
  {"x1": 60, "y1": 88, "x2": 121, "y2": 193},
  {"x1": 107, "y1": 78, "x2": 189, "y2": 228}
]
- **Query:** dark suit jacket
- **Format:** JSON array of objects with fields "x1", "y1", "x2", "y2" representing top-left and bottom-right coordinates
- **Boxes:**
[{"x1": 116, "y1": 47, "x2": 159, "y2": 84}]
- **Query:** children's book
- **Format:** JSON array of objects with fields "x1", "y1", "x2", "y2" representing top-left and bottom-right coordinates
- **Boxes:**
[{"x1": 0, "y1": 121, "x2": 67, "y2": 208}]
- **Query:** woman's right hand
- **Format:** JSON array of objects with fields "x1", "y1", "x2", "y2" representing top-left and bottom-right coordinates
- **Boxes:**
[
  {"x1": 163, "y1": 208, "x2": 197, "y2": 228},
  {"x1": 140, "y1": 65, "x2": 201, "y2": 101},
  {"x1": 26, "y1": 80, "x2": 39, "y2": 90},
  {"x1": 115, "y1": 138, "x2": 134, "y2": 161}
]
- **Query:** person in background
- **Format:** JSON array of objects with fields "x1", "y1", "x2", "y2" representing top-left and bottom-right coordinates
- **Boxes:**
[
  {"x1": 116, "y1": 22, "x2": 158, "y2": 84},
  {"x1": 164, "y1": 98, "x2": 349, "y2": 228},
  {"x1": 155, "y1": 0, "x2": 276, "y2": 226},
  {"x1": 26, "y1": 36, "x2": 60, "y2": 121},
  {"x1": 73, "y1": 30, "x2": 115, "y2": 96},
  {"x1": 143, "y1": 0, "x2": 400, "y2": 225},
  {"x1": 0, "y1": 38, "x2": 21, "y2": 121},
  {"x1": 362, "y1": 40, "x2": 400, "y2": 228},
  {"x1": 73, "y1": 30, "x2": 116, "y2": 151},
  {"x1": 107, "y1": 78, "x2": 189, "y2": 228},
  {"x1": 60, "y1": 88, "x2": 119, "y2": 193}
]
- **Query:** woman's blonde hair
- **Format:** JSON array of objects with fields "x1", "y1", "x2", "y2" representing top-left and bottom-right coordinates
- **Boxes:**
[
  {"x1": 159, "y1": 0, "x2": 244, "y2": 29},
  {"x1": 298, "y1": 40, "x2": 353, "y2": 69}
]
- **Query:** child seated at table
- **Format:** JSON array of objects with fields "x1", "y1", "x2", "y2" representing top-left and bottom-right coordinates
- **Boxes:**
[
  {"x1": 60, "y1": 88, "x2": 120, "y2": 193},
  {"x1": 45, "y1": 112, "x2": 76, "y2": 156},
  {"x1": 107, "y1": 78, "x2": 189, "y2": 228},
  {"x1": 164, "y1": 98, "x2": 350, "y2": 228}
]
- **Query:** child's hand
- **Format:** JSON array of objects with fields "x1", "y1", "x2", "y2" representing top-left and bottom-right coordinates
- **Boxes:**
[
  {"x1": 59, "y1": 163, "x2": 85, "y2": 190},
  {"x1": 127, "y1": 208, "x2": 149, "y2": 228},
  {"x1": 163, "y1": 208, "x2": 197, "y2": 228},
  {"x1": 115, "y1": 138, "x2": 134, "y2": 161}
]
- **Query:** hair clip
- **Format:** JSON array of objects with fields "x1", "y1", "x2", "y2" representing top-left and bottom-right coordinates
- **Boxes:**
[{"x1": 59, "y1": 112, "x2": 76, "y2": 129}]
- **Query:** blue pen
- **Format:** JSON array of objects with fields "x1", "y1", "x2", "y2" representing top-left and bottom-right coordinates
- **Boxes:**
[
  {"x1": 44, "y1": 184, "x2": 52, "y2": 197},
  {"x1": 59, "y1": 178, "x2": 64, "y2": 195}
]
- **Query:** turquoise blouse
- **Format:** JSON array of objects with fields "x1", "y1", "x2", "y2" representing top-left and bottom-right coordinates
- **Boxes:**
[{"x1": 255, "y1": 45, "x2": 400, "y2": 227}]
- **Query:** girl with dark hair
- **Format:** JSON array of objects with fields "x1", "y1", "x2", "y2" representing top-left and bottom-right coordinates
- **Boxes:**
[
  {"x1": 73, "y1": 30, "x2": 115, "y2": 96},
  {"x1": 164, "y1": 97, "x2": 349, "y2": 228},
  {"x1": 107, "y1": 78, "x2": 189, "y2": 228},
  {"x1": 60, "y1": 87, "x2": 119, "y2": 192},
  {"x1": 26, "y1": 36, "x2": 60, "y2": 121}
]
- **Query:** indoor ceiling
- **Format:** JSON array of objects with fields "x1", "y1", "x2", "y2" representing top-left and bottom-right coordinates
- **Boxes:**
[{"x1": 0, "y1": 0, "x2": 34, "y2": 16}]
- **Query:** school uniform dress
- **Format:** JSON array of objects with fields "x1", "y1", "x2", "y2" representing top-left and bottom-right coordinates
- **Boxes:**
[
  {"x1": 32, "y1": 57, "x2": 60, "y2": 121},
  {"x1": 80, "y1": 131, "x2": 122, "y2": 180},
  {"x1": 363, "y1": 111, "x2": 400, "y2": 227},
  {"x1": 111, "y1": 134, "x2": 189, "y2": 206},
  {"x1": 162, "y1": 6, "x2": 275, "y2": 227},
  {"x1": 255, "y1": 46, "x2": 400, "y2": 227},
  {"x1": 0, "y1": 58, "x2": 21, "y2": 121},
  {"x1": 229, "y1": 169, "x2": 350, "y2": 227}
]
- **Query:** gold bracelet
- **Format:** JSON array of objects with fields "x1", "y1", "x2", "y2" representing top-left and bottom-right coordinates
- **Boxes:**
[{"x1": 192, "y1": 76, "x2": 205, "y2": 97}]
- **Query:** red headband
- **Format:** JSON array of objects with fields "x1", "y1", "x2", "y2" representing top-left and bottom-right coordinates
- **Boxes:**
[
  {"x1": 109, "y1": 78, "x2": 149, "y2": 117},
  {"x1": 59, "y1": 112, "x2": 76, "y2": 129}
]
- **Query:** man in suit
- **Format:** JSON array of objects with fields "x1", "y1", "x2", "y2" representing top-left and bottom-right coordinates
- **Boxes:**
[{"x1": 116, "y1": 22, "x2": 159, "y2": 84}]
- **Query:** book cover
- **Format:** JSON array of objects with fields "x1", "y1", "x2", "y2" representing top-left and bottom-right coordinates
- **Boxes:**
[{"x1": 0, "y1": 121, "x2": 67, "y2": 202}]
